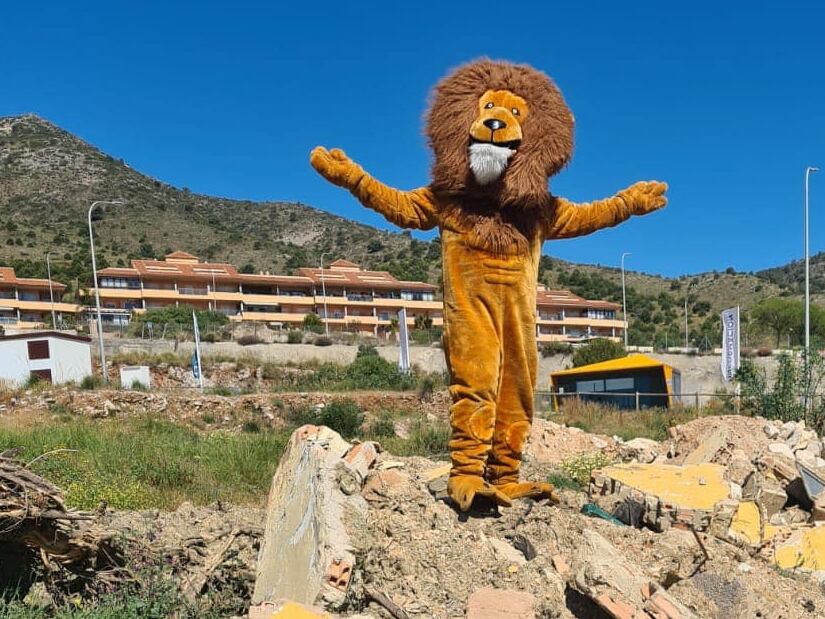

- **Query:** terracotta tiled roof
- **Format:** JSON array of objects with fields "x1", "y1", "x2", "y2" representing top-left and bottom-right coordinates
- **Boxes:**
[
  {"x1": 328, "y1": 259, "x2": 360, "y2": 269},
  {"x1": 164, "y1": 251, "x2": 199, "y2": 261},
  {"x1": 0, "y1": 266, "x2": 66, "y2": 290},
  {"x1": 536, "y1": 287, "x2": 620, "y2": 310},
  {"x1": 297, "y1": 266, "x2": 437, "y2": 291}
]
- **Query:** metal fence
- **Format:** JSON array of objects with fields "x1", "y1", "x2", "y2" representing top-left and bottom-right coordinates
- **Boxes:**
[{"x1": 535, "y1": 390, "x2": 742, "y2": 413}]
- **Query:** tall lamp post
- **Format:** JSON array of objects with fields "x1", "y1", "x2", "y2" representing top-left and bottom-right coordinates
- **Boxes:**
[
  {"x1": 88, "y1": 200, "x2": 125, "y2": 384},
  {"x1": 684, "y1": 283, "x2": 692, "y2": 350},
  {"x1": 319, "y1": 252, "x2": 330, "y2": 336},
  {"x1": 621, "y1": 252, "x2": 631, "y2": 348},
  {"x1": 805, "y1": 167, "x2": 818, "y2": 412},
  {"x1": 45, "y1": 252, "x2": 56, "y2": 329}
]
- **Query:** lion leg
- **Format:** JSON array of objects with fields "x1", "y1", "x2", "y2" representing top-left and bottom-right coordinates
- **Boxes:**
[
  {"x1": 487, "y1": 303, "x2": 558, "y2": 505},
  {"x1": 444, "y1": 303, "x2": 510, "y2": 512}
]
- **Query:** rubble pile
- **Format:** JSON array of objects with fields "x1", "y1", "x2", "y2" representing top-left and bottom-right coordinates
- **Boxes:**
[
  {"x1": 252, "y1": 422, "x2": 825, "y2": 618},
  {"x1": 0, "y1": 387, "x2": 449, "y2": 430},
  {"x1": 592, "y1": 415, "x2": 825, "y2": 578}
]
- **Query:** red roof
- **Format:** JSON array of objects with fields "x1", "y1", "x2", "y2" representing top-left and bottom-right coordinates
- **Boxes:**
[
  {"x1": 536, "y1": 287, "x2": 620, "y2": 310},
  {"x1": 0, "y1": 266, "x2": 67, "y2": 290}
]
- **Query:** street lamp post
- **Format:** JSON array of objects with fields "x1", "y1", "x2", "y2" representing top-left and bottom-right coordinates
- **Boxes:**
[
  {"x1": 88, "y1": 200, "x2": 125, "y2": 385},
  {"x1": 805, "y1": 167, "x2": 819, "y2": 359},
  {"x1": 45, "y1": 252, "x2": 56, "y2": 329},
  {"x1": 684, "y1": 283, "x2": 692, "y2": 350},
  {"x1": 621, "y1": 252, "x2": 631, "y2": 348},
  {"x1": 319, "y1": 252, "x2": 330, "y2": 336}
]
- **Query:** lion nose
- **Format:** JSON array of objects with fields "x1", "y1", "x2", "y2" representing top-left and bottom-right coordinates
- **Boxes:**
[{"x1": 484, "y1": 118, "x2": 506, "y2": 131}]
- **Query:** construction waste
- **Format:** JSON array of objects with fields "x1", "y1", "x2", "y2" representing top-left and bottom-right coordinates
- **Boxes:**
[{"x1": 252, "y1": 416, "x2": 825, "y2": 619}]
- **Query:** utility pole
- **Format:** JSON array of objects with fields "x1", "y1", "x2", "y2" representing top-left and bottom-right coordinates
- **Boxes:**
[
  {"x1": 45, "y1": 252, "x2": 56, "y2": 329},
  {"x1": 88, "y1": 200, "x2": 125, "y2": 384},
  {"x1": 319, "y1": 252, "x2": 330, "y2": 336},
  {"x1": 684, "y1": 283, "x2": 692, "y2": 350},
  {"x1": 621, "y1": 252, "x2": 631, "y2": 348}
]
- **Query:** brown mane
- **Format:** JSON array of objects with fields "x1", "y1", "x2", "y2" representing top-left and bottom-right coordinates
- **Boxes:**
[{"x1": 426, "y1": 59, "x2": 574, "y2": 252}]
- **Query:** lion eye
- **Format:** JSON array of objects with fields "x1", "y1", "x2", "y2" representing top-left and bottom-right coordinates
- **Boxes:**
[
  {"x1": 512, "y1": 108, "x2": 520, "y2": 116},
  {"x1": 484, "y1": 102, "x2": 494, "y2": 109}
]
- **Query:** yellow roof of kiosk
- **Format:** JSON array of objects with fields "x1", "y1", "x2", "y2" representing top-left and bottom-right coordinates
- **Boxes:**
[{"x1": 551, "y1": 354, "x2": 669, "y2": 378}]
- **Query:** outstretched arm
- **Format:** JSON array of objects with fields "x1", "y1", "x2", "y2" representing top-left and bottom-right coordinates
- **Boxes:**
[
  {"x1": 545, "y1": 181, "x2": 667, "y2": 239},
  {"x1": 310, "y1": 147, "x2": 438, "y2": 231}
]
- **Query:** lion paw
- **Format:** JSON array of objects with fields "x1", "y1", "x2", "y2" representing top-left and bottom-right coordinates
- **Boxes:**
[
  {"x1": 621, "y1": 180, "x2": 668, "y2": 215},
  {"x1": 309, "y1": 146, "x2": 362, "y2": 188},
  {"x1": 448, "y1": 475, "x2": 512, "y2": 512},
  {"x1": 494, "y1": 481, "x2": 560, "y2": 504}
]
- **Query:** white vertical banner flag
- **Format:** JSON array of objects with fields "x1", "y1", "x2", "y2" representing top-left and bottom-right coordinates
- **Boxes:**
[
  {"x1": 397, "y1": 307, "x2": 410, "y2": 373},
  {"x1": 720, "y1": 306, "x2": 740, "y2": 382},
  {"x1": 192, "y1": 310, "x2": 204, "y2": 390}
]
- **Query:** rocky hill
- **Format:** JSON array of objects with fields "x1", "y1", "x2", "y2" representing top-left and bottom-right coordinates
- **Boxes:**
[{"x1": 0, "y1": 114, "x2": 440, "y2": 285}]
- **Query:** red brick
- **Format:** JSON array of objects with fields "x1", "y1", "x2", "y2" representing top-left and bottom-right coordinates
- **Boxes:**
[
  {"x1": 551, "y1": 554, "x2": 570, "y2": 576},
  {"x1": 325, "y1": 558, "x2": 352, "y2": 592},
  {"x1": 466, "y1": 587, "x2": 536, "y2": 619},
  {"x1": 595, "y1": 593, "x2": 640, "y2": 619}
]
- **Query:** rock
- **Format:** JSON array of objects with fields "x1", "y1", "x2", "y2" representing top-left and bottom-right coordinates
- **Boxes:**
[
  {"x1": 361, "y1": 469, "x2": 409, "y2": 502},
  {"x1": 466, "y1": 587, "x2": 536, "y2": 619},
  {"x1": 571, "y1": 530, "x2": 697, "y2": 618},
  {"x1": 726, "y1": 449, "x2": 754, "y2": 486},
  {"x1": 426, "y1": 474, "x2": 449, "y2": 501},
  {"x1": 763, "y1": 423, "x2": 779, "y2": 439},
  {"x1": 756, "y1": 477, "x2": 788, "y2": 518},
  {"x1": 489, "y1": 537, "x2": 527, "y2": 566},
  {"x1": 619, "y1": 437, "x2": 659, "y2": 463},
  {"x1": 683, "y1": 428, "x2": 730, "y2": 465},
  {"x1": 769, "y1": 505, "x2": 810, "y2": 526},
  {"x1": 768, "y1": 442, "x2": 795, "y2": 460}
]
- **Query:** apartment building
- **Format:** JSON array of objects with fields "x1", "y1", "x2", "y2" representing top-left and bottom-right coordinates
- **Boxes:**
[
  {"x1": 86, "y1": 252, "x2": 624, "y2": 343},
  {"x1": 0, "y1": 267, "x2": 80, "y2": 330},
  {"x1": 536, "y1": 287, "x2": 625, "y2": 343},
  {"x1": 90, "y1": 252, "x2": 442, "y2": 336}
]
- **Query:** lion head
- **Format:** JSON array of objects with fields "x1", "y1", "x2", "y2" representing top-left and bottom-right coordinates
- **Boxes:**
[{"x1": 426, "y1": 59, "x2": 574, "y2": 211}]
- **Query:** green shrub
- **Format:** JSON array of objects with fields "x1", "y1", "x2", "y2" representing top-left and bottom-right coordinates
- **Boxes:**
[
  {"x1": 80, "y1": 374, "x2": 103, "y2": 390},
  {"x1": 343, "y1": 354, "x2": 417, "y2": 390},
  {"x1": 366, "y1": 413, "x2": 397, "y2": 438},
  {"x1": 319, "y1": 399, "x2": 364, "y2": 439},
  {"x1": 236, "y1": 334, "x2": 263, "y2": 346},
  {"x1": 130, "y1": 379, "x2": 148, "y2": 391},
  {"x1": 286, "y1": 330, "x2": 303, "y2": 344},
  {"x1": 540, "y1": 341, "x2": 573, "y2": 357},
  {"x1": 559, "y1": 452, "x2": 614, "y2": 487},
  {"x1": 571, "y1": 338, "x2": 626, "y2": 368},
  {"x1": 313, "y1": 335, "x2": 333, "y2": 347},
  {"x1": 303, "y1": 312, "x2": 324, "y2": 334},
  {"x1": 357, "y1": 344, "x2": 378, "y2": 358}
]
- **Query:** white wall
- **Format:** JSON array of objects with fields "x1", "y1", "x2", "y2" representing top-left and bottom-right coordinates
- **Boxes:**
[
  {"x1": 50, "y1": 338, "x2": 92, "y2": 384},
  {"x1": 0, "y1": 339, "x2": 33, "y2": 385},
  {"x1": 0, "y1": 337, "x2": 92, "y2": 386}
]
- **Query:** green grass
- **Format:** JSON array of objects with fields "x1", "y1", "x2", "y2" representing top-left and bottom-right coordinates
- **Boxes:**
[
  {"x1": 0, "y1": 418, "x2": 290, "y2": 510},
  {"x1": 547, "y1": 471, "x2": 582, "y2": 492},
  {"x1": 0, "y1": 570, "x2": 232, "y2": 618}
]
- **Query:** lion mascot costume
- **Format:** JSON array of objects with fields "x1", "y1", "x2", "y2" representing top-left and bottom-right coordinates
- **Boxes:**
[{"x1": 311, "y1": 59, "x2": 666, "y2": 512}]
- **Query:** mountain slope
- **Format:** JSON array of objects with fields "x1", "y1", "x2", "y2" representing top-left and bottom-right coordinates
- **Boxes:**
[{"x1": 0, "y1": 114, "x2": 440, "y2": 285}]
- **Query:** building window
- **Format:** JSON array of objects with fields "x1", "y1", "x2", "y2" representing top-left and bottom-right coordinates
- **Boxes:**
[
  {"x1": 605, "y1": 377, "x2": 635, "y2": 390},
  {"x1": 576, "y1": 379, "x2": 604, "y2": 393},
  {"x1": 27, "y1": 340, "x2": 50, "y2": 360}
]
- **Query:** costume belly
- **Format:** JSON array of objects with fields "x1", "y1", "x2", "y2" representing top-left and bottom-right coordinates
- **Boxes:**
[{"x1": 440, "y1": 229, "x2": 541, "y2": 489}]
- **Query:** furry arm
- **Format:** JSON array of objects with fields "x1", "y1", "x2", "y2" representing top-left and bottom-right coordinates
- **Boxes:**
[
  {"x1": 310, "y1": 147, "x2": 439, "y2": 231},
  {"x1": 545, "y1": 181, "x2": 667, "y2": 240}
]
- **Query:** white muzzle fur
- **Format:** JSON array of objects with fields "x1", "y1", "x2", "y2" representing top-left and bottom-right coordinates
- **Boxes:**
[{"x1": 469, "y1": 142, "x2": 516, "y2": 185}]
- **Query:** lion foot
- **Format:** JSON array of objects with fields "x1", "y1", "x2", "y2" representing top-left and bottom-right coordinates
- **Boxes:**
[
  {"x1": 448, "y1": 475, "x2": 512, "y2": 512},
  {"x1": 493, "y1": 481, "x2": 560, "y2": 504}
]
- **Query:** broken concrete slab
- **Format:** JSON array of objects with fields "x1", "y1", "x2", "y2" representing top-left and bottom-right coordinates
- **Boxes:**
[
  {"x1": 773, "y1": 526, "x2": 825, "y2": 571},
  {"x1": 252, "y1": 425, "x2": 368, "y2": 610},
  {"x1": 682, "y1": 427, "x2": 730, "y2": 465},
  {"x1": 571, "y1": 530, "x2": 697, "y2": 619},
  {"x1": 248, "y1": 599, "x2": 332, "y2": 619},
  {"x1": 591, "y1": 463, "x2": 730, "y2": 531}
]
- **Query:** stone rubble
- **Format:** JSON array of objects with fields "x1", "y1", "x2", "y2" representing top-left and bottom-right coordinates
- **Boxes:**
[{"x1": 253, "y1": 420, "x2": 825, "y2": 619}]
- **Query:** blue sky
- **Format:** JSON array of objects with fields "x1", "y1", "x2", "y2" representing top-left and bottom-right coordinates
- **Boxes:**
[{"x1": 2, "y1": 1, "x2": 824, "y2": 277}]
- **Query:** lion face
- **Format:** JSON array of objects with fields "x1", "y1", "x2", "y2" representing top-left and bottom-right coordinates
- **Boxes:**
[{"x1": 468, "y1": 89, "x2": 529, "y2": 185}]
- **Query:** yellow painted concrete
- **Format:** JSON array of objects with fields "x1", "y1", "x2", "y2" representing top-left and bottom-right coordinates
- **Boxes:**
[
  {"x1": 730, "y1": 501, "x2": 761, "y2": 545},
  {"x1": 271, "y1": 601, "x2": 330, "y2": 618},
  {"x1": 601, "y1": 463, "x2": 730, "y2": 511},
  {"x1": 774, "y1": 526, "x2": 825, "y2": 571}
]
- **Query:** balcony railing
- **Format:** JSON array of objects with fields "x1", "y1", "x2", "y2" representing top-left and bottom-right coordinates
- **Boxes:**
[
  {"x1": 0, "y1": 291, "x2": 15, "y2": 300},
  {"x1": 0, "y1": 317, "x2": 18, "y2": 325},
  {"x1": 178, "y1": 287, "x2": 208, "y2": 296},
  {"x1": 347, "y1": 294, "x2": 374, "y2": 302}
]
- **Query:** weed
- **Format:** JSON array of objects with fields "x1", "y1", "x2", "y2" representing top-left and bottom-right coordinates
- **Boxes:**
[
  {"x1": 547, "y1": 471, "x2": 582, "y2": 492},
  {"x1": 559, "y1": 452, "x2": 614, "y2": 487}
]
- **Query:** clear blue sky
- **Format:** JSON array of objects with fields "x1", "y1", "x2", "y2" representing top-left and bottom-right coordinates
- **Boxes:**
[{"x1": 3, "y1": 1, "x2": 824, "y2": 277}]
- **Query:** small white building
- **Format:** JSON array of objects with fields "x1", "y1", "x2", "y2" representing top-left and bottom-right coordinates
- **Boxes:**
[{"x1": 0, "y1": 331, "x2": 93, "y2": 386}]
